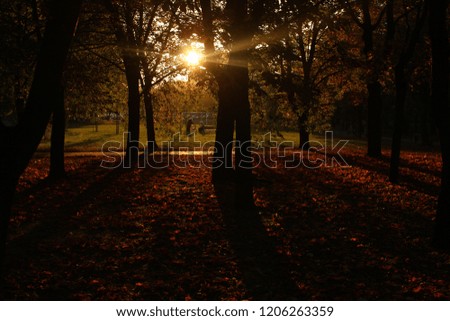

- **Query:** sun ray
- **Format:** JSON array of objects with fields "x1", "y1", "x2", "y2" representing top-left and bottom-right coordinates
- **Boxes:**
[{"x1": 184, "y1": 50, "x2": 202, "y2": 66}]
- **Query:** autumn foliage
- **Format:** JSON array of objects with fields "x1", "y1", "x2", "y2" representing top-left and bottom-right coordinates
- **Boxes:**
[{"x1": 3, "y1": 146, "x2": 449, "y2": 300}]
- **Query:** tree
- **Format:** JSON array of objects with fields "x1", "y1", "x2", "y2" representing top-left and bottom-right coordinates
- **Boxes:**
[
  {"x1": 199, "y1": 0, "x2": 270, "y2": 206},
  {"x1": 104, "y1": 0, "x2": 142, "y2": 165},
  {"x1": 388, "y1": 0, "x2": 428, "y2": 183},
  {"x1": 105, "y1": 0, "x2": 181, "y2": 160},
  {"x1": 339, "y1": 0, "x2": 391, "y2": 158},
  {"x1": 0, "y1": 0, "x2": 82, "y2": 270},
  {"x1": 0, "y1": 0, "x2": 67, "y2": 180},
  {"x1": 256, "y1": 0, "x2": 343, "y2": 149},
  {"x1": 65, "y1": 2, "x2": 127, "y2": 125},
  {"x1": 138, "y1": 2, "x2": 180, "y2": 151},
  {"x1": 0, "y1": 0, "x2": 44, "y2": 125},
  {"x1": 429, "y1": 0, "x2": 450, "y2": 249}
]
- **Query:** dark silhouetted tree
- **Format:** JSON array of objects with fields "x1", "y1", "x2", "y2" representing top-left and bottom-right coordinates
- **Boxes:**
[
  {"x1": 388, "y1": 0, "x2": 428, "y2": 183},
  {"x1": 429, "y1": 0, "x2": 450, "y2": 250},
  {"x1": 199, "y1": 0, "x2": 271, "y2": 206},
  {"x1": 0, "y1": 0, "x2": 82, "y2": 270},
  {"x1": 340, "y1": 0, "x2": 390, "y2": 158}
]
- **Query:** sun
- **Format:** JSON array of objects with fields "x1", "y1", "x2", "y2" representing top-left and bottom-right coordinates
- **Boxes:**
[{"x1": 184, "y1": 50, "x2": 202, "y2": 66}]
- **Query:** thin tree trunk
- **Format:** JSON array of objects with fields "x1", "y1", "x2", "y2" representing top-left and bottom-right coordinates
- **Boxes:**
[
  {"x1": 123, "y1": 56, "x2": 141, "y2": 166},
  {"x1": 429, "y1": 0, "x2": 450, "y2": 249},
  {"x1": 361, "y1": 0, "x2": 383, "y2": 158},
  {"x1": 0, "y1": 0, "x2": 81, "y2": 273},
  {"x1": 49, "y1": 85, "x2": 66, "y2": 179},
  {"x1": 389, "y1": 3, "x2": 427, "y2": 183},
  {"x1": 389, "y1": 65, "x2": 407, "y2": 183},
  {"x1": 143, "y1": 89, "x2": 158, "y2": 151},
  {"x1": 104, "y1": 0, "x2": 141, "y2": 167},
  {"x1": 298, "y1": 113, "x2": 310, "y2": 150}
]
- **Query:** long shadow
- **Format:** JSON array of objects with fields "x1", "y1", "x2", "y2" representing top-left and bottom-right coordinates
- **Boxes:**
[
  {"x1": 258, "y1": 164, "x2": 448, "y2": 299},
  {"x1": 399, "y1": 158, "x2": 441, "y2": 177},
  {"x1": 8, "y1": 167, "x2": 127, "y2": 247},
  {"x1": 324, "y1": 152, "x2": 441, "y2": 197},
  {"x1": 1, "y1": 166, "x2": 130, "y2": 299},
  {"x1": 213, "y1": 177, "x2": 303, "y2": 300},
  {"x1": 65, "y1": 136, "x2": 108, "y2": 149}
]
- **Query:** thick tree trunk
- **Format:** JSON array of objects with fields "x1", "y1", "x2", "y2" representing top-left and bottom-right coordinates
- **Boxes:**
[
  {"x1": 389, "y1": 65, "x2": 407, "y2": 183},
  {"x1": 429, "y1": 0, "x2": 450, "y2": 249},
  {"x1": 123, "y1": 56, "x2": 141, "y2": 166},
  {"x1": 231, "y1": 57, "x2": 253, "y2": 208},
  {"x1": 200, "y1": 0, "x2": 254, "y2": 207},
  {"x1": 367, "y1": 81, "x2": 383, "y2": 157},
  {"x1": 0, "y1": 127, "x2": 16, "y2": 276},
  {"x1": 199, "y1": 0, "x2": 233, "y2": 178},
  {"x1": 213, "y1": 72, "x2": 236, "y2": 179},
  {"x1": 0, "y1": 0, "x2": 81, "y2": 271},
  {"x1": 49, "y1": 85, "x2": 66, "y2": 179}
]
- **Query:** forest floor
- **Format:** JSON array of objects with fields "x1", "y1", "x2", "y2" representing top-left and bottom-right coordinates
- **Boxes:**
[{"x1": 2, "y1": 144, "x2": 450, "y2": 300}]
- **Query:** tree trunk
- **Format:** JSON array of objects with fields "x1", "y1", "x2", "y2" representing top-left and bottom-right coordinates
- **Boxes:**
[
  {"x1": 209, "y1": 0, "x2": 254, "y2": 208},
  {"x1": 143, "y1": 89, "x2": 158, "y2": 151},
  {"x1": 429, "y1": 0, "x2": 450, "y2": 249},
  {"x1": 123, "y1": 56, "x2": 141, "y2": 166},
  {"x1": 298, "y1": 113, "x2": 310, "y2": 150},
  {"x1": 389, "y1": 64, "x2": 407, "y2": 183},
  {"x1": 49, "y1": 85, "x2": 66, "y2": 179},
  {"x1": 0, "y1": 127, "x2": 16, "y2": 277},
  {"x1": 0, "y1": 0, "x2": 81, "y2": 271},
  {"x1": 389, "y1": 2, "x2": 427, "y2": 183},
  {"x1": 105, "y1": 0, "x2": 142, "y2": 167},
  {"x1": 231, "y1": 56, "x2": 253, "y2": 208},
  {"x1": 213, "y1": 72, "x2": 236, "y2": 179},
  {"x1": 361, "y1": 2, "x2": 383, "y2": 158},
  {"x1": 367, "y1": 81, "x2": 383, "y2": 157}
]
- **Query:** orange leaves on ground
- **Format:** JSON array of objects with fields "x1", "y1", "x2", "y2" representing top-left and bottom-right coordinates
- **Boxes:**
[{"x1": 4, "y1": 148, "x2": 450, "y2": 300}]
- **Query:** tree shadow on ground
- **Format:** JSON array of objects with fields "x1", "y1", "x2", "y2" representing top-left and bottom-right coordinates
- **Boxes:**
[
  {"x1": 323, "y1": 151, "x2": 441, "y2": 196},
  {"x1": 1, "y1": 165, "x2": 132, "y2": 299},
  {"x1": 255, "y1": 160, "x2": 449, "y2": 300},
  {"x1": 213, "y1": 177, "x2": 303, "y2": 300}
]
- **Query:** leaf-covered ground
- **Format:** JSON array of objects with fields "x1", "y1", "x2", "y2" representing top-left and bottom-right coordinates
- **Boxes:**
[{"x1": 2, "y1": 147, "x2": 450, "y2": 300}]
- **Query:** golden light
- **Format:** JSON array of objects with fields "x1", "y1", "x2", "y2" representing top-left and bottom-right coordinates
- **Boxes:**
[{"x1": 184, "y1": 50, "x2": 202, "y2": 66}]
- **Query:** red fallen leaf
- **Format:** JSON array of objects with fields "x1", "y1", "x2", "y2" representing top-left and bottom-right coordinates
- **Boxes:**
[
  {"x1": 135, "y1": 282, "x2": 143, "y2": 287},
  {"x1": 412, "y1": 286, "x2": 422, "y2": 293},
  {"x1": 7, "y1": 151, "x2": 447, "y2": 301}
]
